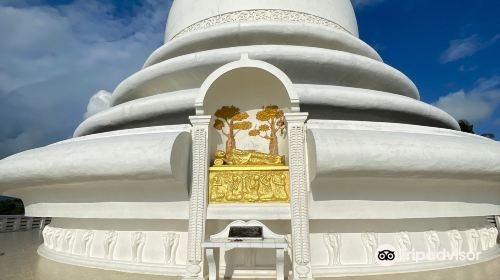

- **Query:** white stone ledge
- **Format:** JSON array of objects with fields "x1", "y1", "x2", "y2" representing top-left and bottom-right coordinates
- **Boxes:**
[
  {"x1": 25, "y1": 202, "x2": 189, "y2": 220},
  {"x1": 146, "y1": 22, "x2": 381, "y2": 67},
  {"x1": 0, "y1": 126, "x2": 191, "y2": 192},
  {"x1": 111, "y1": 45, "x2": 419, "y2": 105},
  {"x1": 74, "y1": 92, "x2": 197, "y2": 137},
  {"x1": 207, "y1": 204, "x2": 291, "y2": 220},
  {"x1": 308, "y1": 120, "x2": 500, "y2": 180},
  {"x1": 75, "y1": 85, "x2": 456, "y2": 137}
]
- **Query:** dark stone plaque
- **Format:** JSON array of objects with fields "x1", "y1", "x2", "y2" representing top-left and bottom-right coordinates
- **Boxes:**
[{"x1": 228, "y1": 226, "x2": 263, "y2": 239}]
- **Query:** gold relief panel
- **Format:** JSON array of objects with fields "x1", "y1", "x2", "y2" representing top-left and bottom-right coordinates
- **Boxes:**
[{"x1": 209, "y1": 166, "x2": 290, "y2": 204}]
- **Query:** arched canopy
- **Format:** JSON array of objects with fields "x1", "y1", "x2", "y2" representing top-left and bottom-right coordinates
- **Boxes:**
[{"x1": 196, "y1": 55, "x2": 300, "y2": 115}]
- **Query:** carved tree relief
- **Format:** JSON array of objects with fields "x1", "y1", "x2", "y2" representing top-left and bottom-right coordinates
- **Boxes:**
[
  {"x1": 249, "y1": 105, "x2": 286, "y2": 155},
  {"x1": 214, "y1": 106, "x2": 252, "y2": 153}
]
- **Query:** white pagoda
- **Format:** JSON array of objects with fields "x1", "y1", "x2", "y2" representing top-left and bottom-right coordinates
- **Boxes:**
[{"x1": 0, "y1": 0, "x2": 499, "y2": 279}]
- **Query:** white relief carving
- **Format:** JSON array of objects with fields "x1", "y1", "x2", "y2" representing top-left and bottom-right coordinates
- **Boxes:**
[
  {"x1": 82, "y1": 231, "x2": 94, "y2": 257},
  {"x1": 43, "y1": 227, "x2": 53, "y2": 249},
  {"x1": 424, "y1": 231, "x2": 440, "y2": 254},
  {"x1": 467, "y1": 229, "x2": 480, "y2": 252},
  {"x1": 186, "y1": 116, "x2": 211, "y2": 278},
  {"x1": 323, "y1": 233, "x2": 341, "y2": 266},
  {"x1": 131, "y1": 232, "x2": 147, "y2": 263},
  {"x1": 286, "y1": 113, "x2": 313, "y2": 279},
  {"x1": 488, "y1": 227, "x2": 498, "y2": 248},
  {"x1": 448, "y1": 230, "x2": 463, "y2": 257},
  {"x1": 361, "y1": 232, "x2": 378, "y2": 265},
  {"x1": 174, "y1": 9, "x2": 351, "y2": 39},
  {"x1": 396, "y1": 231, "x2": 412, "y2": 262},
  {"x1": 479, "y1": 228, "x2": 490, "y2": 251},
  {"x1": 52, "y1": 228, "x2": 62, "y2": 251},
  {"x1": 64, "y1": 230, "x2": 76, "y2": 253},
  {"x1": 104, "y1": 231, "x2": 118, "y2": 260},
  {"x1": 163, "y1": 232, "x2": 180, "y2": 265}
]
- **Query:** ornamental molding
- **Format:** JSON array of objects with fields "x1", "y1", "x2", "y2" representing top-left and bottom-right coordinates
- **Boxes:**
[
  {"x1": 286, "y1": 112, "x2": 313, "y2": 279},
  {"x1": 185, "y1": 115, "x2": 211, "y2": 278},
  {"x1": 41, "y1": 226, "x2": 183, "y2": 268},
  {"x1": 173, "y1": 9, "x2": 351, "y2": 39}
]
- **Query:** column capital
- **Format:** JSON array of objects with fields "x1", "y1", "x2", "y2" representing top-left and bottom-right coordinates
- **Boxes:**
[
  {"x1": 189, "y1": 115, "x2": 212, "y2": 126},
  {"x1": 285, "y1": 112, "x2": 309, "y2": 123}
]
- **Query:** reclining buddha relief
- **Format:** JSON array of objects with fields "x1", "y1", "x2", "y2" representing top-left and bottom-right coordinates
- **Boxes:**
[{"x1": 209, "y1": 105, "x2": 290, "y2": 204}]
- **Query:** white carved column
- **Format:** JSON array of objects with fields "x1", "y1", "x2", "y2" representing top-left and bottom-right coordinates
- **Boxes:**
[
  {"x1": 185, "y1": 115, "x2": 212, "y2": 280},
  {"x1": 286, "y1": 112, "x2": 313, "y2": 280}
]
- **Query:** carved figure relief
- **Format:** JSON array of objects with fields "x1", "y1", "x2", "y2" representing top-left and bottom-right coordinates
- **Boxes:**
[
  {"x1": 64, "y1": 230, "x2": 76, "y2": 253},
  {"x1": 104, "y1": 231, "x2": 118, "y2": 260},
  {"x1": 131, "y1": 232, "x2": 146, "y2": 263},
  {"x1": 43, "y1": 227, "x2": 53, "y2": 249},
  {"x1": 448, "y1": 230, "x2": 463, "y2": 257},
  {"x1": 323, "y1": 233, "x2": 341, "y2": 266},
  {"x1": 41, "y1": 227, "x2": 188, "y2": 267},
  {"x1": 396, "y1": 231, "x2": 412, "y2": 262},
  {"x1": 467, "y1": 229, "x2": 480, "y2": 252},
  {"x1": 425, "y1": 231, "x2": 440, "y2": 254},
  {"x1": 82, "y1": 230, "x2": 95, "y2": 257},
  {"x1": 488, "y1": 227, "x2": 498, "y2": 248},
  {"x1": 52, "y1": 229, "x2": 62, "y2": 251},
  {"x1": 479, "y1": 228, "x2": 490, "y2": 251},
  {"x1": 361, "y1": 233, "x2": 377, "y2": 265},
  {"x1": 163, "y1": 232, "x2": 180, "y2": 265},
  {"x1": 209, "y1": 168, "x2": 290, "y2": 203}
]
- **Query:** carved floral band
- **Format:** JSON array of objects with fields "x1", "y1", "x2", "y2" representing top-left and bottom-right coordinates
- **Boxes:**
[{"x1": 173, "y1": 9, "x2": 352, "y2": 39}]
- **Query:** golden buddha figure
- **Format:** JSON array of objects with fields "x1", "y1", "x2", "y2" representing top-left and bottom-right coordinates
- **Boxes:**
[{"x1": 214, "y1": 149, "x2": 285, "y2": 166}]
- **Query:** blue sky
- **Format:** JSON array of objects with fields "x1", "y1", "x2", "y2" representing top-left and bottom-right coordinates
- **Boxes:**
[{"x1": 0, "y1": 0, "x2": 498, "y2": 159}]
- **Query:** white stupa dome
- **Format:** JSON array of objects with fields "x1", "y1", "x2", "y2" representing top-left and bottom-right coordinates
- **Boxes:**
[{"x1": 165, "y1": 0, "x2": 359, "y2": 41}]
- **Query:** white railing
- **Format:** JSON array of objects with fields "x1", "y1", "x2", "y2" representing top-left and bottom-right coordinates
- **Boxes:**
[{"x1": 0, "y1": 216, "x2": 51, "y2": 233}]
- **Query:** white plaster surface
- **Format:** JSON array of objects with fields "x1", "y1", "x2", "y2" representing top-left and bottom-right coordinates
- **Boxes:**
[
  {"x1": 0, "y1": 126, "x2": 191, "y2": 219},
  {"x1": 146, "y1": 22, "x2": 380, "y2": 68},
  {"x1": 111, "y1": 45, "x2": 419, "y2": 105},
  {"x1": 76, "y1": 85, "x2": 457, "y2": 137},
  {"x1": 165, "y1": 0, "x2": 359, "y2": 40}
]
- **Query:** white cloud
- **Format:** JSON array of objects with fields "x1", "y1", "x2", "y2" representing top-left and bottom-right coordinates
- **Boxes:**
[
  {"x1": 85, "y1": 90, "x2": 112, "y2": 119},
  {"x1": 440, "y1": 34, "x2": 499, "y2": 63},
  {"x1": 433, "y1": 76, "x2": 500, "y2": 123},
  {"x1": 0, "y1": 0, "x2": 172, "y2": 158},
  {"x1": 351, "y1": 0, "x2": 385, "y2": 8}
]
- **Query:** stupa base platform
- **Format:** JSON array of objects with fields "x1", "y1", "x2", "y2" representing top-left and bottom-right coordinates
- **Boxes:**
[{"x1": 36, "y1": 217, "x2": 499, "y2": 278}]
